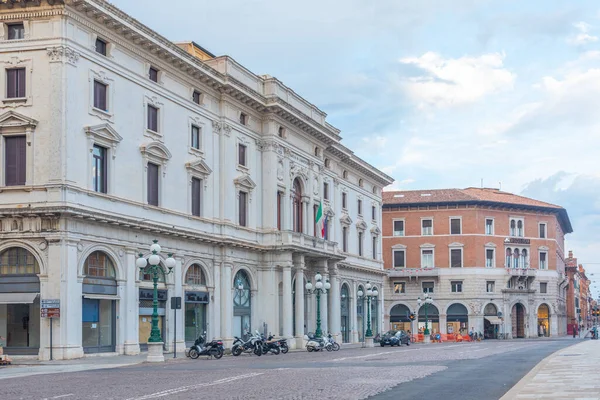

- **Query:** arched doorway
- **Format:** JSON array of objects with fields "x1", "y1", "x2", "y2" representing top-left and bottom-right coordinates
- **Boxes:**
[
  {"x1": 82, "y1": 251, "x2": 117, "y2": 353},
  {"x1": 233, "y1": 270, "x2": 251, "y2": 339},
  {"x1": 183, "y1": 264, "x2": 208, "y2": 346},
  {"x1": 418, "y1": 304, "x2": 439, "y2": 334},
  {"x1": 537, "y1": 304, "x2": 550, "y2": 337},
  {"x1": 292, "y1": 178, "x2": 303, "y2": 233},
  {"x1": 389, "y1": 304, "x2": 411, "y2": 332},
  {"x1": 139, "y1": 261, "x2": 168, "y2": 350},
  {"x1": 0, "y1": 247, "x2": 41, "y2": 355},
  {"x1": 340, "y1": 284, "x2": 350, "y2": 343},
  {"x1": 446, "y1": 303, "x2": 468, "y2": 335},
  {"x1": 483, "y1": 303, "x2": 499, "y2": 339},
  {"x1": 512, "y1": 303, "x2": 525, "y2": 338}
]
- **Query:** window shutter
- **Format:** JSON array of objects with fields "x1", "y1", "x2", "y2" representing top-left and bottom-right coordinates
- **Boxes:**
[
  {"x1": 191, "y1": 177, "x2": 201, "y2": 216},
  {"x1": 5, "y1": 136, "x2": 26, "y2": 186},
  {"x1": 147, "y1": 163, "x2": 159, "y2": 206},
  {"x1": 17, "y1": 68, "x2": 26, "y2": 98},
  {"x1": 6, "y1": 69, "x2": 17, "y2": 98}
]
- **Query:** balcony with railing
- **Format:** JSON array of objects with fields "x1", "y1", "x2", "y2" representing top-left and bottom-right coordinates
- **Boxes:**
[
  {"x1": 388, "y1": 267, "x2": 440, "y2": 278},
  {"x1": 274, "y1": 230, "x2": 339, "y2": 255}
]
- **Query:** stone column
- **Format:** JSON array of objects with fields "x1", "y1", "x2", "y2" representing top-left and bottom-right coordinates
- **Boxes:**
[
  {"x1": 211, "y1": 261, "x2": 221, "y2": 340},
  {"x1": 220, "y1": 263, "x2": 233, "y2": 347},
  {"x1": 350, "y1": 281, "x2": 359, "y2": 343},
  {"x1": 329, "y1": 266, "x2": 341, "y2": 342},
  {"x1": 282, "y1": 264, "x2": 293, "y2": 339},
  {"x1": 123, "y1": 249, "x2": 140, "y2": 355},
  {"x1": 173, "y1": 257, "x2": 185, "y2": 353},
  {"x1": 439, "y1": 314, "x2": 447, "y2": 334},
  {"x1": 294, "y1": 258, "x2": 305, "y2": 349}
]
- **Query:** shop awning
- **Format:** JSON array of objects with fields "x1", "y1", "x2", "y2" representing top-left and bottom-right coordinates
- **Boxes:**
[
  {"x1": 484, "y1": 316, "x2": 502, "y2": 325},
  {"x1": 82, "y1": 294, "x2": 120, "y2": 300},
  {"x1": 0, "y1": 293, "x2": 39, "y2": 304}
]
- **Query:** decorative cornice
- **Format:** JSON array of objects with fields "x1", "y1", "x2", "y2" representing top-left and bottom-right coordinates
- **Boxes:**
[{"x1": 47, "y1": 45, "x2": 79, "y2": 65}]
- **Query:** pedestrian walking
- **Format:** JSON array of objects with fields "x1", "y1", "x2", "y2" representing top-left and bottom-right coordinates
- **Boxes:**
[{"x1": 572, "y1": 326, "x2": 577, "y2": 338}]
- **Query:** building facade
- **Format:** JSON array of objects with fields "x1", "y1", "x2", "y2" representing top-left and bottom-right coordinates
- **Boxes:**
[
  {"x1": 565, "y1": 252, "x2": 591, "y2": 334},
  {"x1": 382, "y1": 188, "x2": 572, "y2": 339},
  {"x1": 0, "y1": 0, "x2": 393, "y2": 359}
]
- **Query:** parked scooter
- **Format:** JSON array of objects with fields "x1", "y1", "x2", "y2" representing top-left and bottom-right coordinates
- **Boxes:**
[
  {"x1": 261, "y1": 334, "x2": 281, "y2": 355},
  {"x1": 231, "y1": 331, "x2": 263, "y2": 356},
  {"x1": 305, "y1": 332, "x2": 332, "y2": 352},
  {"x1": 326, "y1": 333, "x2": 340, "y2": 351},
  {"x1": 188, "y1": 332, "x2": 224, "y2": 359}
]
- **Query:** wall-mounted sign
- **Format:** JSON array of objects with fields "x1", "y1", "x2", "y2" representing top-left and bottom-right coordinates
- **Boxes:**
[
  {"x1": 185, "y1": 291, "x2": 209, "y2": 304},
  {"x1": 506, "y1": 238, "x2": 531, "y2": 245}
]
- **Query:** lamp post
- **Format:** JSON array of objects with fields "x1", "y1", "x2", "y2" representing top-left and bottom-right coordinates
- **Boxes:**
[
  {"x1": 305, "y1": 272, "x2": 330, "y2": 338},
  {"x1": 136, "y1": 240, "x2": 175, "y2": 362},
  {"x1": 417, "y1": 293, "x2": 433, "y2": 339},
  {"x1": 358, "y1": 282, "x2": 378, "y2": 346}
]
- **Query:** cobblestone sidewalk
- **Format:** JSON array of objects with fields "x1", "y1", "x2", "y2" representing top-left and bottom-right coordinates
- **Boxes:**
[{"x1": 501, "y1": 339, "x2": 600, "y2": 399}]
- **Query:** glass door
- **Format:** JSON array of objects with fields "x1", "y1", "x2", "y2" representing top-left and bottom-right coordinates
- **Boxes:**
[{"x1": 82, "y1": 299, "x2": 115, "y2": 353}]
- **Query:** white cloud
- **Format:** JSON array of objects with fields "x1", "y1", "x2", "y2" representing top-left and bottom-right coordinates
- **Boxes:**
[
  {"x1": 567, "y1": 21, "x2": 598, "y2": 45},
  {"x1": 397, "y1": 52, "x2": 515, "y2": 108}
]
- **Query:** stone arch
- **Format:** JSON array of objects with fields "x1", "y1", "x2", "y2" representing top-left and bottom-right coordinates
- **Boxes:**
[
  {"x1": 0, "y1": 240, "x2": 47, "y2": 276},
  {"x1": 444, "y1": 301, "x2": 470, "y2": 315},
  {"x1": 182, "y1": 259, "x2": 213, "y2": 288},
  {"x1": 78, "y1": 245, "x2": 124, "y2": 281},
  {"x1": 509, "y1": 299, "x2": 528, "y2": 315},
  {"x1": 291, "y1": 175, "x2": 308, "y2": 194},
  {"x1": 482, "y1": 302, "x2": 502, "y2": 316},
  {"x1": 389, "y1": 302, "x2": 412, "y2": 319},
  {"x1": 232, "y1": 265, "x2": 257, "y2": 291}
]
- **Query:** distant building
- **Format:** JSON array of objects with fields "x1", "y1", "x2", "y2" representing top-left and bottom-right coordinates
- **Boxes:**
[
  {"x1": 565, "y1": 252, "x2": 592, "y2": 334},
  {"x1": 382, "y1": 187, "x2": 572, "y2": 339}
]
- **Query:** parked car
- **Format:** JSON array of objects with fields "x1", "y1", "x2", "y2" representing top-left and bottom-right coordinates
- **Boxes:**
[{"x1": 380, "y1": 330, "x2": 410, "y2": 347}]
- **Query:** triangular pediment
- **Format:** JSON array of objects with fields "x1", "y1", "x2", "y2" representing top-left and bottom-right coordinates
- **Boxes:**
[
  {"x1": 0, "y1": 111, "x2": 38, "y2": 129},
  {"x1": 186, "y1": 159, "x2": 212, "y2": 177},
  {"x1": 85, "y1": 123, "x2": 123, "y2": 144},
  {"x1": 140, "y1": 141, "x2": 172, "y2": 161},
  {"x1": 234, "y1": 174, "x2": 256, "y2": 190},
  {"x1": 324, "y1": 206, "x2": 335, "y2": 217},
  {"x1": 448, "y1": 242, "x2": 464, "y2": 248},
  {"x1": 370, "y1": 225, "x2": 381, "y2": 235},
  {"x1": 340, "y1": 213, "x2": 353, "y2": 226},
  {"x1": 356, "y1": 219, "x2": 368, "y2": 231}
]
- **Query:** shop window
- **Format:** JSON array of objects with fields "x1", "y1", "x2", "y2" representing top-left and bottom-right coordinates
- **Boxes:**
[
  {"x1": 0, "y1": 247, "x2": 39, "y2": 275},
  {"x1": 84, "y1": 251, "x2": 116, "y2": 278}
]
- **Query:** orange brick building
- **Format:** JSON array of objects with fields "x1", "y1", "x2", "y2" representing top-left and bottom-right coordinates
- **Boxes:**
[
  {"x1": 382, "y1": 188, "x2": 572, "y2": 338},
  {"x1": 565, "y1": 251, "x2": 592, "y2": 334}
]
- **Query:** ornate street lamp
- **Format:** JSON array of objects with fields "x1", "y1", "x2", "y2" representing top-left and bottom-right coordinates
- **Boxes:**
[
  {"x1": 358, "y1": 282, "x2": 378, "y2": 338},
  {"x1": 417, "y1": 293, "x2": 434, "y2": 336},
  {"x1": 305, "y1": 272, "x2": 330, "y2": 338},
  {"x1": 136, "y1": 240, "x2": 175, "y2": 344}
]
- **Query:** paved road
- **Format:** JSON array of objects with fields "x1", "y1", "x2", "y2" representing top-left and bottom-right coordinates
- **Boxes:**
[{"x1": 2, "y1": 339, "x2": 579, "y2": 400}]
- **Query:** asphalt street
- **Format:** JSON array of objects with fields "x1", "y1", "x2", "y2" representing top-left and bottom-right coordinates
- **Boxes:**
[{"x1": 1, "y1": 338, "x2": 580, "y2": 400}]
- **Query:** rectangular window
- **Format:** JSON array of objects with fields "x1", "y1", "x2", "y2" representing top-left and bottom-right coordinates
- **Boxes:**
[
  {"x1": 92, "y1": 145, "x2": 107, "y2": 194},
  {"x1": 191, "y1": 177, "x2": 201, "y2": 217},
  {"x1": 358, "y1": 199, "x2": 362, "y2": 215},
  {"x1": 393, "y1": 282, "x2": 406, "y2": 294},
  {"x1": 192, "y1": 90, "x2": 202, "y2": 104},
  {"x1": 451, "y1": 281, "x2": 463, "y2": 293},
  {"x1": 342, "y1": 192, "x2": 347, "y2": 209},
  {"x1": 7, "y1": 23, "x2": 25, "y2": 40},
  {"x1": 450, "y1": 218, "x2": 461, "y2": 235},
  {"x1": 539, "y1": 223, "x2": 546, "y2": 239},
  {"x1": 450, "y1": 248, "x2": 462, "y2": 268},
  {"x1": 393, "y1": 250, "x2": 405, "y2": 268},
  {"x1": 485, "y1": 219, "x2": 494, "y2": 235},
  {"x1": 148, "y1": 67, "x2": 159, "y2": 82},
  {"x1": 358, "y1": 231, "x2": 363, "y2": 256},
  {"x1": 393, "y1": 220, "x2": 404, "y2": 236},
  {"x1": 422, "y1": 281, "x2": 434, "y2": 294},
  {"x1": 323, "y1": 182, "x2": 329, "y2": 200},
  {"x1": 93, "y1": 80, "x2": 107, "y2": 111},
  {"x1": 239, "y1": 113, "x2": 247, "y2": 125},
  {"x1": 539, "y1": 252, "x2": 547, "y2": 270},
  {"x1": 238, "y1": 144, "x2": 247, "y2": 166},
  {"x1": 486, "y1": 281, "x2": 495, "y2": 293},
  {"x1": 421, "y1": 249, "x2": 434, "y2": 269},
  {"x1": 277, "y1": 191, "x2": 282, "y2": 230},
  {"x1": 95, "y1": 38, "x2": 107, "y2": 56},
  {"x1": 342, "y1": 227, "x2": 348, "y2": 252},
  {"x1": 540, "y1": 282, "x2": 547, "y2": 294},
  {"x1": 191, "y1": 125, "x2": 201, "y2": 150},
  {"x1": 239, "y1": 191, "x2": 247, "y2": 226},
  {"x1": 147, "y1": 162, "x2": 159, "y2": 206},
  {"x1": 372, "y1": 206, "x2": 376, "y2": 221},
  {"x1": 372, "y1": 236, "x2": 377, "y2": 259},
  {"x1": 4, "y1": 135, "x2": 26, "y2": 186},
  {"x1": 422, "y1": 219, "x2": 433, "y2": 235},
  {"x1": 147, "y1": 105, "x2": 159, "y2": 132},
  {"x1": 486, "y1": 249, "x2": 495, "y2": 268},
  {"x1": 6, "y1": 68, "x2": 26, "y2": 99}
]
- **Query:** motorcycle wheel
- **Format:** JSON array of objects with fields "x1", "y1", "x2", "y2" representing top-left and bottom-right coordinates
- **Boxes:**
[
  {"x1": 281, "y1": 345, "x2": 289, "y2": 354},
  {"x1": 189, "y1": 349, "x2": 200, "y2": 359},
  {"x1": 261, "y1": 345, "x2": 269, "y2": 355},
  {"x1": 270, "y1": 347, "x2": 280, "y2": 355},
  {"x1": 380, "y1": 343, "x2": 385, "y2": 347},
  {"x1": 232, "y1": 346, "x2": 242, "y2": 356},
  {"x1": 254, "y1": 346, "x2": 262, "y2": 356},
  {"x1": 307, "y1": 346, "x2": 313, "y2": 352},
  {"x1": 326, "y1": 345, "x2": 333, "y2": 352},
  {"x1": 213, "y1": 348, "x2": 224, "y2": 359},
  {"x1": 333, "y1": 343, "x2": 340, "y2": 351}
]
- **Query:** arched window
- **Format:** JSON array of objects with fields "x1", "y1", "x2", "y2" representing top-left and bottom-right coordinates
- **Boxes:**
[
  {"x1": 343, "y1": 170, "x2": 348, "y2": 179},
  {"x1": 513, "y1": 249, "x2": 520, "y2": 269},
  {"x1": 292, "y1": 178, "x2": 303, "y2": 233},
  {"x1": 510, "y1": 220, "x2": 516, "y2": 236},
  {"x1": 359, "y1": 178, "x2": 364, "y2": 188},
  {"x1": 506, "y1": 248, "x2": 512, "y2": 268},
  {"x1": 521, "y1": 249, "x2": 528, "y2": 269},
  {"x1": 233, "y1": 270, "x2": 251, "y2": 307},
  {"x1": 324, "y1": 158, "x2": 330, "y2": 168},
  {"x1": 185, "y1": 264, "x2": 206, "y2": 286},
  {"x1": 314, "y1": 147, "x2": 320, "y2": 157},
  {"x1": 484, "y1": 303, "x2": 497, "y2": 316},
  {"x1": 372, "y1": 186, "x2": 378, "y2": 194},
  {"x1": 517, "y1": 220, "x2": 523, "y2": 237},
  {"x1": 140, "y1": 262, "x2": 166, "y2": 282},
  {"x1": 0, "y1": 247, "x2": 39, "y2": 275},
  {"x1": 84, "y1": 251, "x2": 116, "y2": 278}
]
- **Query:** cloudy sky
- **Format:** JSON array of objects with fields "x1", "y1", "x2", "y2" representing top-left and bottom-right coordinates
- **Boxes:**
[{"x1": 111, "y1": 0, "x2": 600, "y2": 295}]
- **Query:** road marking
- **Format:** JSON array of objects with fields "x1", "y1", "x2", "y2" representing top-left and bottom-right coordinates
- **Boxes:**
[
  {"x1": 125, "y1": 373, "x2": 264, "y2": 400},
  {"x1": 329, "y1": 344, "x2": 468, "y2": 362},
  {"x1": 41, "y1": 395, "x2": 74, "y2": 400}
]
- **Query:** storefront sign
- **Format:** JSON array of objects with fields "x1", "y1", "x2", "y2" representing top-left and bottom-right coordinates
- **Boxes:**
[
  {"x1": 41, "y1": 299, "x2": 60, "y2": 309},
  {"x1": 139, "y1": 289, "x2": 168, "y2": 301},
  {"x1": 506, "y1": 238, "x2": 531, "y2": 245},
  {"x1": 185, "y1": 291, "x2": 209, "y2": 304}
]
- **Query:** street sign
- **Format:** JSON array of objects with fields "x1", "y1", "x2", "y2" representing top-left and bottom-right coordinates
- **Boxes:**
[
  {"x1": 171, "y1": 296, "x2": 182, "y2": 310},
  {"x1": 41, "y1": 299, "x2": 60, "y2": 309},
  {"x1": 41, "y1": 308, "x2": 60, "y2": 318}
]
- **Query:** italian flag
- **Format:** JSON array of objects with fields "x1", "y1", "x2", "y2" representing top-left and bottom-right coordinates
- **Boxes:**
[{"x1": 315, "y1": 201, "x2": 325, "y2": 238}]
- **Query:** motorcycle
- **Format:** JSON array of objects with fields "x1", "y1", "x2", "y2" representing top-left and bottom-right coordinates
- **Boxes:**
[
  {"x1": 276, "y1": 338, "x2": 289, "y2": 354},
  {"x1": 261, "y1": 334, "x2": 281, "y2": 355},
  {"x1": 231, "y1": 331, "x2": 263, "y2": 356},
  {"x1": 326, "y1": 333, "x2": 340, "y2": 351},
  {"x1": 188, "y1": 333, "x2": 224, "y2": 359},
  {"x1": 305, "y1": 332, "x2": 332, "y2": 352}
]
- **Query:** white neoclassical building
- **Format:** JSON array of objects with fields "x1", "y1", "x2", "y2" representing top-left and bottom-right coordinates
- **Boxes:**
[{"x1": 0, "y1": 0, "x2": 393, "y2": 359}]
